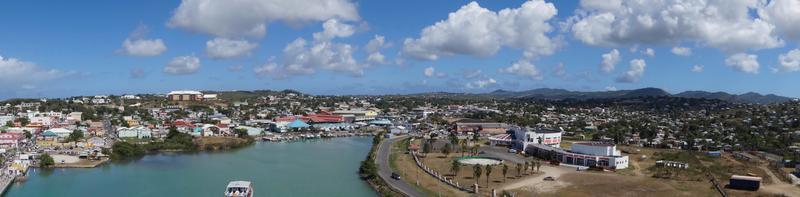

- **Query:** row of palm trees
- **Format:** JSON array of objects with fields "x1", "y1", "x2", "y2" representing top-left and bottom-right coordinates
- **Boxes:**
[{"x1": 449, "y1": 159, "x2": 544, "y2": 188}]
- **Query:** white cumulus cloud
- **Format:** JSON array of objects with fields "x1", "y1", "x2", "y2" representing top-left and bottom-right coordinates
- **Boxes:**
[
  {"x1": 121, "y1": 39, "x2": 167, "y2": 56},
  {"x1": 724, "y1": 53, "x2": 760, "y2": 74},
  {"x1": 671, "y1": 47, "x2": 692, "y2": 56},
  {"x1": 777, "y1": 49, "x2": 800, "y2": 72},
  {"x1": 402, "y1": 0, "x2": 559, "y2": 60},
  {"x1": 691, "y1": 65, "x2": 704, "y2": 73},
  {"x1": 205, "y1": 38, "x2": 258, "y2": 59},
  {"x1": 0, "y1": 55, "x2": 73, "y2": 89},
  {"x1": 164, "y1": 55, "x2": 201, "y2": 75},
  {"x1": 423, "y1": 66, "x2": 446, "y2": 78},
  {"x1": 499, "y1": 60, "x2": 543, "y2": 80},
  {"x1": 255, "y1": 20, "x2": 366, "y2": 79},
  {"x1": 616, "y1": 59, "x2": 646, "y2": 83},
  {"x1": 759, "y1": 0, "x2": 800, "y2": 41},
  {"x1": 466, "y1": 78, "x2": 497, "y2": 89},
  {"x1": 643, "y1": 48, "x2": 655, "y2": 57},
  {"x1": 168, "y1": 0, "x2": 360, "y2": 38},
  {"x1": 365, "y1": 35, "x2": 389, "y2": 65},
  {"x1": 570, "y1": 0, "x2": 783, "y2": 53},
  {"x1": 600, "y1": 49, "x2": 620, "y2": 73}
]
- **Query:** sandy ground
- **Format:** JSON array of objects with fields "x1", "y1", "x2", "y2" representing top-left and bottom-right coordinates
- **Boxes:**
[
  {"x1": 499, "y1": 164, "x2": 574, "y2": 193},
  {"x1": 758, "y1": 166, "x2": 800, "y2": 196},
  {"x1": 51, "y1": 155, "x2": 79, "y2": 164}
]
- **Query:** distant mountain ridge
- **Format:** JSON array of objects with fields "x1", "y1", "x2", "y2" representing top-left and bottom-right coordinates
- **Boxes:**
[{"x1": 409, "y1": 87, "x2": 793, "y2": 104}]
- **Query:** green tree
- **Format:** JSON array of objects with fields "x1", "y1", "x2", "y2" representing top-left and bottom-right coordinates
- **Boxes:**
[
  {"x1": 234, "y1": 128, "x2": 249, "y2": 138},
  {"x1": 485, "y1": 165, "x2": 493, "y2": 187},
  {"x1": 450, "y1": 160, "x2": 460, "y2": 177},
  {"x1": 67, "y1": 130, "x2": 84, "y2": 142},
  {"x1": 111, "y1": 141, "x2": 145, "y2": 160},
  {"x1": 4, "y1": 121, "x2": 12, "y2": 127},
  {"x1": 534, "y1": 159, "x2": 542, "y2": 173},
  {"x1": 473, "y1": 164, "x2": 482, "y2": 185},
  {"x1": 442, "y1": 143, "x2": 452, "y2": 157},
  {"x1": 516, "y1": 163, "x2": 522, "y2": 177},
  {"x1": 524, "y1": 161, "x2": 530, "y2": 175},
  {"x1": 449, "y1": 133, "x2": 459, "y2": 150},
  {"x1": 23, "y1": 130, "x2": 32, "y2": 139},
  {"x1": 39, "y1": 153, "x2": 55, "y2": 168},
  {"x1": 502, "y1": 164, "x2": 509, "y2": 182},
  {"x1": 19, "y1": 117, "x2": 29, "y2": 126},
  {"x1": 422, "y1": 141, "x2": 432, "y2": 156},
  {"x1": 460, "y1": 140, "x2": 467, "y2": 157}
]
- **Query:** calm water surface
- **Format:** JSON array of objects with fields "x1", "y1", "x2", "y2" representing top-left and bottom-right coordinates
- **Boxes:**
[{"x1": 5, "y1": 137, "x2": 376, "y2": 197}]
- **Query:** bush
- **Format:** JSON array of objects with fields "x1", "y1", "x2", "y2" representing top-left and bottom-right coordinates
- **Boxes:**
[
  {"x1": 111, "y1": 141, "x2": 145, "y2": 161},
  {"x1": 39, "y1": 153, "x2": 55, "y2": 168}
]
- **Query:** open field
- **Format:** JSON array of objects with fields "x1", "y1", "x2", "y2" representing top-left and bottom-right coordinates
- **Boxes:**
[{"x1": 392, "y1": 139, "x2": 466, "y2": 196}]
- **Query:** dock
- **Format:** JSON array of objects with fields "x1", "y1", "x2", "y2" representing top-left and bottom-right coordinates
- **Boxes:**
[{"x1": 0, "y1": 174, "x2": 16, "y2": 195}]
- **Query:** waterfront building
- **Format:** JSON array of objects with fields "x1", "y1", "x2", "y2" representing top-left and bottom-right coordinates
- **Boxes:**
[{"x1": 332, "y1": 110, "x2": 377, "y2": 122}]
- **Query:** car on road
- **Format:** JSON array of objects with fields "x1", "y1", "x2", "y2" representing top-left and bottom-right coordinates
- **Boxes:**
[
  {"x1": 391, "y1": 172, "x2": 401, "y2": 180},
  {"x1": 543, "y1": 176, "x2": 555, "y2": 181},
  {"x1": 507, "y1": 149, "x2": 517, "y2": 153}
]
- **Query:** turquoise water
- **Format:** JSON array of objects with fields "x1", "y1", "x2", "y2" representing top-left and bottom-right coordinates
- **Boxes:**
[{"x1": 5, "y1": 137, "x2": 376, "y2": 197}]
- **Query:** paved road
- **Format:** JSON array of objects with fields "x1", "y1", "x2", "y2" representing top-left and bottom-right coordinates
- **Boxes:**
[
  {"x1": 479, "y1": 146, "x2": 528, "y2": 164},
  {"x1": 375, "y1": 136, "x2": 424, "y2": 197}
]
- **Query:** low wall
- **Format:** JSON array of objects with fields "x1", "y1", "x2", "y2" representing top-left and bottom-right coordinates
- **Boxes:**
[{"x1": 411, "y1": 151, "x2": 475, "y2": 193}]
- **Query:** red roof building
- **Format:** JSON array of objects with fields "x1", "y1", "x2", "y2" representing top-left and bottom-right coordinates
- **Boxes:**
[{"x1": 0, "y1": 133, "x2": 24, "y2": 147}]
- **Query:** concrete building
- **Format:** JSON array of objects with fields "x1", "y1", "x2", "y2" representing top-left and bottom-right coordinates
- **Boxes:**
[
  {"x1": 44, "y1": 128, "x2": 74, "y2": 138},
  {"x1": 511, "y1": 127, "x2": 562, "y2": 149},
  {"x1": 525, "y1": 142, "x2": 629, "y2": 169},
  {"x1": 0, "y1": 133, "x2": 24, "y2": 148},
  {"x1": 117, "y1": 127, "x2": 152, "y2": 139},
  {"x1": 167, "y1": 90, "x2": 203, "y2": 101},
  {"x1": 332, "y1": 110, "x2": 377, "y2": 122},
  {"x1": 455, "y1": 119, "x2": 509, "y2": 135}
]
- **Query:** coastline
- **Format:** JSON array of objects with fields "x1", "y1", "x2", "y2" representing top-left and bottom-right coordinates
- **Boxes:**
[
  {"x1": 359, "y1": 132, "x2": 407, "y2": 197},
  {"x1": 52, "y1": 158, "x2": 109, "y2": 168}
]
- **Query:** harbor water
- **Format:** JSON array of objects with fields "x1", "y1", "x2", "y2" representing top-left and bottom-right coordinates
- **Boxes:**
[{"x1": 4, "y1": 137, "x2": 376, "y2": 197}]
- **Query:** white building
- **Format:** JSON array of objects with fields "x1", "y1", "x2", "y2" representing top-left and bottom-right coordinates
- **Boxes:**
[
  {"x1": 45, "y1": 128, "x2": 74, "y2": 138},
  {"x1": 525, "y1": 141, "x2": 629, "y2": 169},
  {"x1": 67, "y1": 112, "x2": 83, "y2": 122},
  {"x1": 512, "y1": 127, "x2": 562, "y2": 150},
  {"x1": 0, "y1": 115, "x2": 14, "y2": 125},
  {"x1": 122, "y1": 95, "x2": 140, "y2": 100},
  {"x1": 117, "y1": 127, "x2": 152, "y2": 139},
  {"x1": 92, "y1": 95, "x2": 110, "y2": 104}
]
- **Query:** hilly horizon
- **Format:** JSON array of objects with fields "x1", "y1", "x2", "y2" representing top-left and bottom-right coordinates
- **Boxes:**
[
  {"x1": 405, "y1": 87, "x2": 795, "y2": 104},
  {"x1": 1, "y1": 87, "x2": 794, "y2": 105}
]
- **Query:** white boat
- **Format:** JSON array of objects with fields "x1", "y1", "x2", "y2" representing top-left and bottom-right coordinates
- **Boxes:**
[{"x1": 224, "y1": 181, "x2": 253, "y2": 197}]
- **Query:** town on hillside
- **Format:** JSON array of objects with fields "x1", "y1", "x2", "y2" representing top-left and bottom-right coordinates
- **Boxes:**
[{"x1": 0, "y1": 89, "x2": 799, "y2": 196}]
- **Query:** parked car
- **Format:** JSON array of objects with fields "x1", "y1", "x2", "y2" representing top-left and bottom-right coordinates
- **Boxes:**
[
  {"x1": 391, "y1": 172, "x2": 401, "y2": 180},
  {"x1": 508, "y1": 149, "x2": 518, "y2": 153},
  {"x1": 543, "y1": 176, "x2": 555, "y2": 181}
]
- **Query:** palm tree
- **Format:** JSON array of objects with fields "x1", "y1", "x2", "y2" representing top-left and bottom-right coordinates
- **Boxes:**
[
  {"x1": 473, "y1": 164, "x2": 482, "y2": 186},
  {"x1": 502, "y1": 164, "x2": 509, "y2": 182},
  {"x1": 460, "y1": 140, "x2": 467, "y2": 157},
  {"x1": 449, "y1": 133, "x2": 459, "y2": 150},
  {"x1": 534, "y1": 160, "x2": 542, "y2": 173},
  {"x1": 451, "y1": 160, "x2": 460, "y2": 177},
  {"x1": 516, "y1": 163, "x2": 522, "y2": 177},
  {"x1": 442, "y1": 143, "x2": 452, "y2": 157},
  {"x1": 485, "y1": 165, "x2": 493, "y2": 187},
  {"x1": 523, "y1": 161, "x2": 529, "y2": 175}
]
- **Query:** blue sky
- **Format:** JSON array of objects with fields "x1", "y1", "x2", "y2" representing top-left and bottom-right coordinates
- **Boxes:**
[{"x1": 1, "y1": 0, "x2": 799, "y2": 99}]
